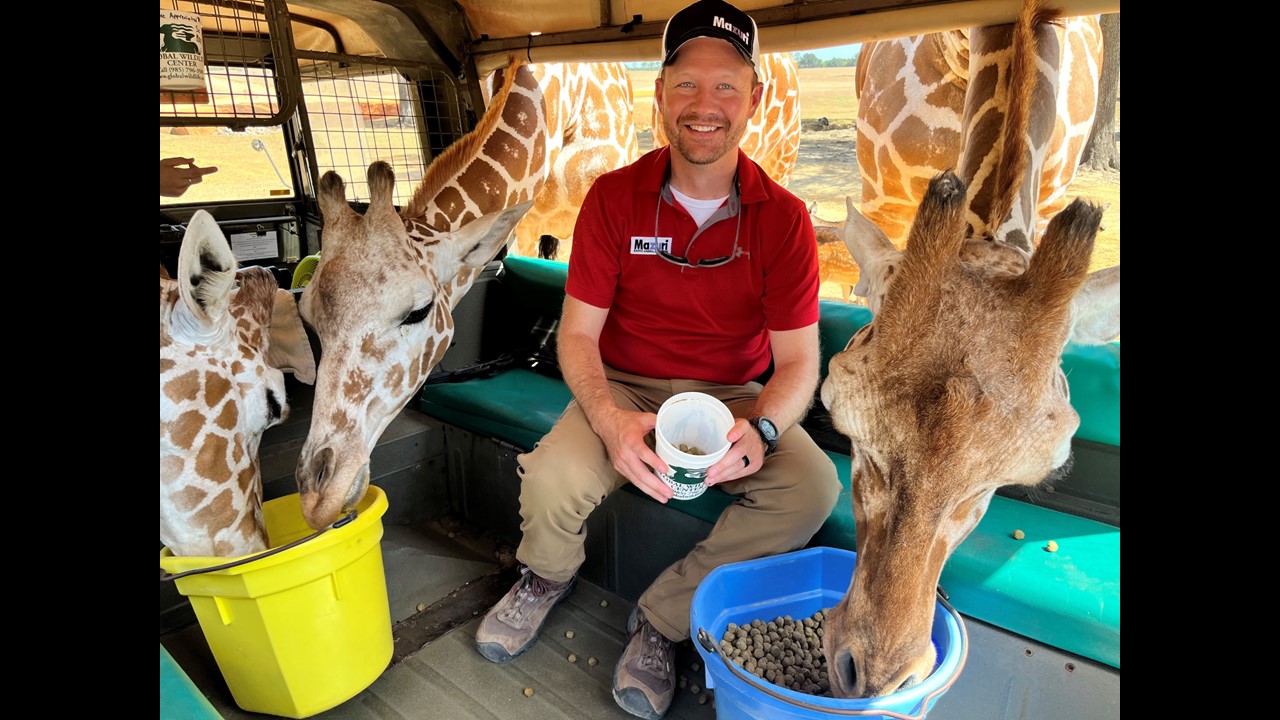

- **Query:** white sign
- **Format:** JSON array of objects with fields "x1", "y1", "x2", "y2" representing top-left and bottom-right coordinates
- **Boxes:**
[{"x1": 231, "y1": 232, "x2": 279, "y2": 262}]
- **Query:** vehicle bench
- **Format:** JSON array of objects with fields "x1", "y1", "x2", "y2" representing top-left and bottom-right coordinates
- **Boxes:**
[{"x1": 419, "y1": 255, "x2": 1120, "y2": 671}]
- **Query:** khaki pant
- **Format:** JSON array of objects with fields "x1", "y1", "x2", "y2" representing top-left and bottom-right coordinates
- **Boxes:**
[{"x1": 514, "y1": 366, "x2": 841, "y2": 642}]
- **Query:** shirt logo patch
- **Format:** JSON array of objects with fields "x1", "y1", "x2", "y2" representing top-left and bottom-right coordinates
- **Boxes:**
[{"x1": 631, "y1": 236, "x2": 672, "y2": 255}]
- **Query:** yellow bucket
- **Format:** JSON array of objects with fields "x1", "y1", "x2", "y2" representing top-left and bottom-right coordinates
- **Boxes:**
[{"x1": 160, "y1": 486, "x2": 392, "y2": 718}]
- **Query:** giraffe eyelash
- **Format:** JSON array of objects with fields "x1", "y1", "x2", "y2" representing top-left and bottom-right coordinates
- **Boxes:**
[{"x1": 402, "y1": 302, "x2": 435, "y2": 326}]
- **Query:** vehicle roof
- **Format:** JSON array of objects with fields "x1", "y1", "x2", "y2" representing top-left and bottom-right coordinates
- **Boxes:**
[{"x1": 192, "y1": 0, "x2": 1120, "y2": 77}]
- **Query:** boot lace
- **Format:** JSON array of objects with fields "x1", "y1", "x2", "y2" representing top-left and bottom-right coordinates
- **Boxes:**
[
  {"x1": 636, "y1": 621, "x2": 673, "y2": 678},
  {"x1": 498, "y1": 567, "x2": 564, "y2": 627}
]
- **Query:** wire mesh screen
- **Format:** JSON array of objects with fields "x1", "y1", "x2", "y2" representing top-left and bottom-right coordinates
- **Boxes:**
[
  {"x1": 298, "y1": 56, "x2": 467, "y2": 207},
  {"x1": 160, "y1": 0, "x2": 297, "y2": 127}
]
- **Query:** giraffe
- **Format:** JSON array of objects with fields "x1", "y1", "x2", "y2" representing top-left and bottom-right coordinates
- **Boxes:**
[
  {"x1": 853, "y1": 12, "x2": 1103, "y2": 249},
  {"x1": 160, "y1": 210, "x2": 315, "y2": 558},
  {"x1": 818, "y1": 0, "x2": 1120, "y2": 698},
  {"x1": 810, "y1": 201, "x2": 861, "y2": 301},
  {"x1": 293, "y1": 56, "x2": 543, "y2": 530},
  {"x1": 652, "y1": 52, "x2": 801, "y2": 187},
  {"x1": 495, "y1": 62, "x2": 640, "y2": 260}
]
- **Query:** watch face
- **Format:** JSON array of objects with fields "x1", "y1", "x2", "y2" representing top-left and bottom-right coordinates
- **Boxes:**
[
  {"x1": 757, "y1": 417, "x2": 778, "y2": 440},
  {"x1": 757, "y1": 418, "x2": 778, "y2": 441}
]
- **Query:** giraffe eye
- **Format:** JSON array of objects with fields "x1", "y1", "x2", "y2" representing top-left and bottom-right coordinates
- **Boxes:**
[{"x1": 402, "y1": 302, "x2": 434, "y2": 326}]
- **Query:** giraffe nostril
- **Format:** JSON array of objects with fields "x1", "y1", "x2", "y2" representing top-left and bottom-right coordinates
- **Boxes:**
[{"x1": 307, "y1": 447, "x2": 335, "y2": 492}]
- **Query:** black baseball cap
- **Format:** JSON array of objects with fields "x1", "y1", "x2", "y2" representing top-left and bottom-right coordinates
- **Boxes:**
[{"x1": 661, "y1": 0, "x2": 761, "y2": 71}]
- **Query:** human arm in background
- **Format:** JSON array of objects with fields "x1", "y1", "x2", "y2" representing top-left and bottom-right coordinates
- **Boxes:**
[{"x1": 160, "y1": 157, "x2": 219, "y2": 197}]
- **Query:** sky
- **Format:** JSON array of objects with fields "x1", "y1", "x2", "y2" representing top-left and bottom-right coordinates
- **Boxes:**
[{"x1": 802, "y1": 43, "x2": 860, "y2": 60}]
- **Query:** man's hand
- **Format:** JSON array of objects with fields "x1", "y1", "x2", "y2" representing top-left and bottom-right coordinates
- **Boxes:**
[
  {"x1": 704, "y1": 418, "x2": 768, "y2": 487},
  {"x1": 594, "y1": 406, "x2": 674, "y2": 503},
  {"x1": 161, "y1": 157, "x2": 219, "y2": 197}
]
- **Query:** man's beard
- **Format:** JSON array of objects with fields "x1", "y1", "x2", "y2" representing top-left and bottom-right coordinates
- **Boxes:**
[{"x1": 666, "y1": 112, "x2": 745, "y2": 165}]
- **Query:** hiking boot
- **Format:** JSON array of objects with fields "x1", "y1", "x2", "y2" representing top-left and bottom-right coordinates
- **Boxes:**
[
  {"x1": 612, "y1": 606, "x2": 676, "y2": 720},
  {"x1": 475, "y1": 565, "x2": 576, "y2": 663}
]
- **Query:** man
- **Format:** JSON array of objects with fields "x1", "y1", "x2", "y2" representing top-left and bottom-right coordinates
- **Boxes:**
[{"x1": 473, "y1": 1, "x2": 840, "y2": 717}]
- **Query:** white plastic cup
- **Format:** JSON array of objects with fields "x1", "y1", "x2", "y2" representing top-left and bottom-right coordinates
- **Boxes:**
[{"x1": 654, "y1": 392, "x2": 735, "y2": 500}]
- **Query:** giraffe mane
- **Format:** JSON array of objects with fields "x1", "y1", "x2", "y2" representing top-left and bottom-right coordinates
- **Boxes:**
[
  {"x1": 402, "y1": 54, "x2": 526, "y2": 223},
  {"x1": 985, "y1": 0, "x2": 1060, "y2": 236}
]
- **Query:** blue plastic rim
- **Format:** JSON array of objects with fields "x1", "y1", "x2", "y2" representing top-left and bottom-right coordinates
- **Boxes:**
[{"x1": 691, "y1": 547, "x2": 967, "y2": 720}]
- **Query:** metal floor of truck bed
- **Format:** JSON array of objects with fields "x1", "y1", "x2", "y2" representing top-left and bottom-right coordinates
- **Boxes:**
[{"x1": 160, "y1": 518, "x2": 721, "y2": 720}]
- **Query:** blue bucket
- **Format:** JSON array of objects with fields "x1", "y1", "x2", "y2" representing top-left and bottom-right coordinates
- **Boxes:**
[{"x1": 691, "y1": 547, "x2": 967, "y2": 720}]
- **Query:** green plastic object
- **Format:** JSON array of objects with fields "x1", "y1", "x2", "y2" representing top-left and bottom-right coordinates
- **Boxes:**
[
  {"x1": 291, "y1": 253, "x2": 321, "y2": 289},
  {"x1": 160, "y1": 645, "x2": 222, "y2": 720},
  {"x1": 1062, "y1": 340, "x2": 1120, "y2": 446}
]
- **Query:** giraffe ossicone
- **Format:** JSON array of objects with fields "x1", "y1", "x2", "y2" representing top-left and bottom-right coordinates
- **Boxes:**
[{"x1": 160, "y1": 210, "x2": 315, "y2": 558}]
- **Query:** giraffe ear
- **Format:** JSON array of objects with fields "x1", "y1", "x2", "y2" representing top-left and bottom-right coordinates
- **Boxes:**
[
  {"x1": 267, "y1": 289, "x2": 317, "y2": 385},
  {"x1": 841, "y1": 195, "x2": 900, "y2": 313},
  {"x1": 444, "y1": 200, "x2": 536, "y2": 276},
  {"x1": 176, "y1": 210, "x2": 238, "y2": 331},
  {"x1": 1069, "y1": 265, "x2": 1120, "y2": 345}
]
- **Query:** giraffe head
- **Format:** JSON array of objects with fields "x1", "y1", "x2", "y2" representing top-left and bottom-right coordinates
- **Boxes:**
[
  {"x1": 160, "y1": 211, "x2": 306, "y2": 557},
  {"x1": 818, "y1": 176, "x2": 1120, "y2": 698},
  {"x1": 295, "y1": 161, "x2": 533, "y2": 529}
]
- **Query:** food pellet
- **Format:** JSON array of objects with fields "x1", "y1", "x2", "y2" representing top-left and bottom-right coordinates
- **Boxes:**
[
  {"x1": 600, "y1": 600, "x2": 609, "y2": 607},
  {"x1": 448, "y1": 532, "x2": 456, "y2": 538},
  {"x1": 1012, "y1": 529, "x2": 1025, "y2": 540},
  {"x1": 719, "y1": 609, "x2": 834, "y2": 697},
  {"x1": 691, "y1": 684, "x2": 701, "y2": 694},
  {"x1": 690, "y1": 661, "x2": 700, "y2": 672},
  {"x1": 1046, "y1": 540, "x2": 1059, "y2": 552},
  {"x1": 678, "y1": 443, "x2": 706, "y2": 455},
  {"x1": 523, "y1": 687, "x2": 534, "y2": 697},
  {"x1": 567, "y1": 653, "x2": 578, "y2": 663},
  {"x1": 698, "y1": 693, "x2": 708, "y2": 705},
  {"x1": 416, "y1": 603, "x2": 426, "y2": 612},
  {"x1": 588, "y1": 657, "x2": 599, "y2": 666},
  {"x1": 565, "y1": 630, "x2": 575, "y2": 639}
]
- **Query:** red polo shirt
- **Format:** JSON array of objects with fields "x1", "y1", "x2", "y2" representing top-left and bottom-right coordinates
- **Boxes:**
[{"x1": 566, "y1": 147, "x2": 820, "y2": 385}]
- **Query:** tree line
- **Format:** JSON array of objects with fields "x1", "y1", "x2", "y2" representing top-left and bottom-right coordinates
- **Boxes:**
[{"x1": 625, "y1": 50, "x2": 859, "y2": 72}]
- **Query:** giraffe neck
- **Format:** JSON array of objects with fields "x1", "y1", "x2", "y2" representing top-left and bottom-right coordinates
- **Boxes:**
[
  {"x1": 403, "y1": 58, "x2": 547, "y2": 238},
  {"x1": 854, "y1": 11, "x2": 1099, "y2": 252},
  {"x1": 957, "y1": 1, "x2": 1062, "y2": 251},
  {"x1": 512, "y1": 62, "x2": 639, "y2": 258},
  {"x1": 401, "y1": 56, "x2": 549, "y2": 304}
]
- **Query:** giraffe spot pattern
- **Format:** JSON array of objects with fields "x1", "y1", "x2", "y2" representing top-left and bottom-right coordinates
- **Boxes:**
[
  {"x1": 214, "y1": 400, "x2": 239, "y2": 431},
  {"x1": 342, "y1": 369, "x2": 374, "y2": 404},
  {"x1": 165, "y1": 370, "x2": 201, "y2": 403},
  {"x1": 173, "y1": 482, "x2": 208, "y2": 513},
  {"x1": 196, "y1": 433, "x2": 233, "y2": 484},
  {"x1": 168, "y1": 409, "x2": 207, "y2": 450},
  {"x1": 160, "y1": 454, "x2": 184, "y2": 481},
  {"x1": 360, "y1": 334, "x2": 388, "y2": 362},
  {"x1": 236, "y1": 464, "x2": 257, "y2": 495},
  {"x1": 204, "y1": 372, "x2": 233, "y2": 408}
]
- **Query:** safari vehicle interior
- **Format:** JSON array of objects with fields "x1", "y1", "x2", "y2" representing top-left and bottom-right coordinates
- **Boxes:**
[{"x1": 160, "y1": 2, "x2": 1120, "y2": 719}]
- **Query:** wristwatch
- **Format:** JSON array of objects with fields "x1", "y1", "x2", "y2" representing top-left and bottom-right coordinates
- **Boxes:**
[{"x1": 749, "y1": 417, "x2": 780, "y2": 457}]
